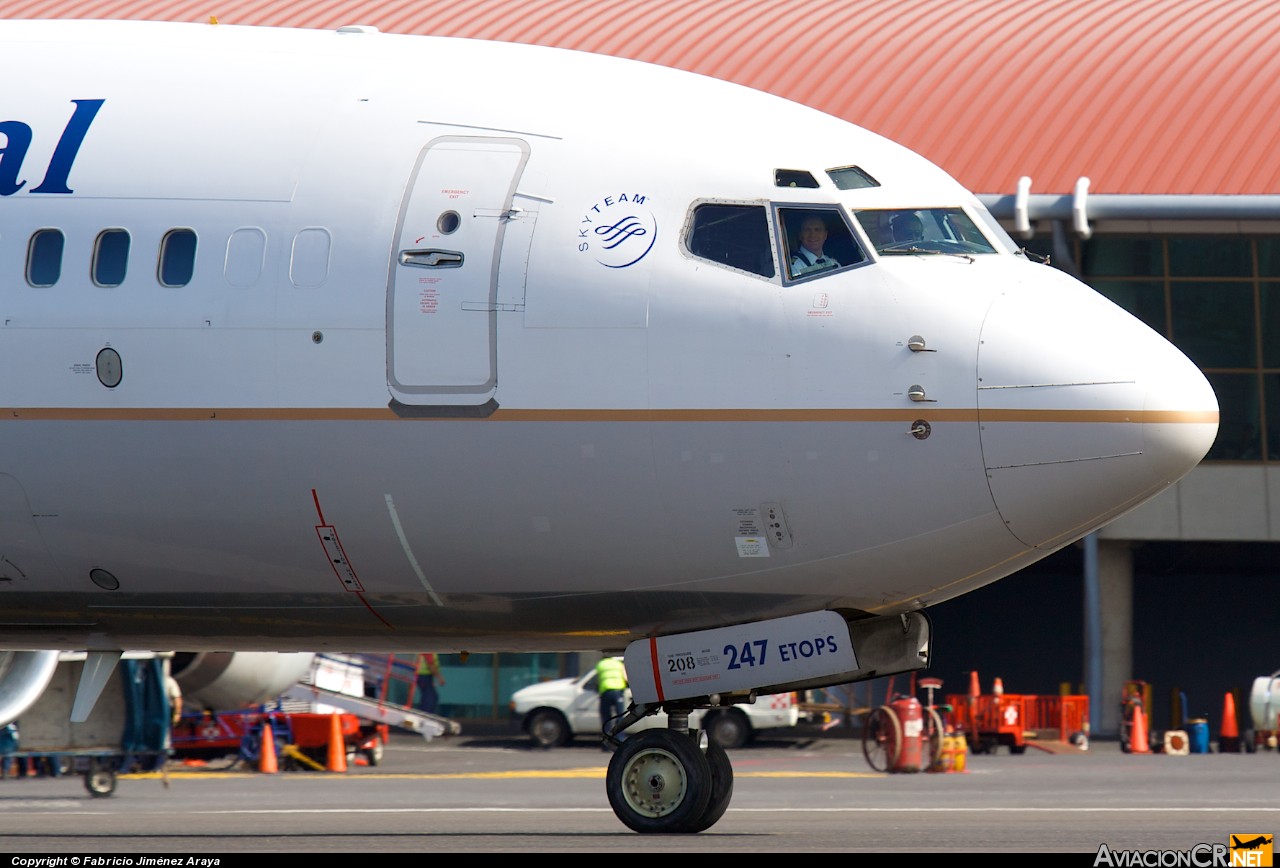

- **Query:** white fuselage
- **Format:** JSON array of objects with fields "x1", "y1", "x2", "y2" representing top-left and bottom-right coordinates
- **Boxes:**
[{"x1": 0, "y1": 21, "x2": 1217, "y2": 653}]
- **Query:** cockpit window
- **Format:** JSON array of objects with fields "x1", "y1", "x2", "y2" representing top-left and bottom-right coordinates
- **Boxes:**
[
  {"x1": 686, "y1": 203, "x2": 775, "y2": 277},
  {"x1": 775, "y1": 169, "x2": 820, "y2": 189},
  {"x1": 826, "y1": 166, "x2": 879, "y2": 190},
  {"x1": 778, "y1": 207, "x2": 865, "y2": 282},
  {"x1": 854, "y1": 208, "x2": 998, "y2": 256},
  {"x1": 972, "y1": 206, "x2": 1022, "y2": 254}
]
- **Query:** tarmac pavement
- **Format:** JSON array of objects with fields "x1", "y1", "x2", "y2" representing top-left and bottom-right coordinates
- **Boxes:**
[{"x1": 0, "y1": 724, "x2": 1274, "y2": 854}]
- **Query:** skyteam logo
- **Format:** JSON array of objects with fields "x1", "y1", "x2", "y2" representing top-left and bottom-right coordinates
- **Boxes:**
[{"x1": 577, "y1": 193, "x2": 657, "y2": 268}]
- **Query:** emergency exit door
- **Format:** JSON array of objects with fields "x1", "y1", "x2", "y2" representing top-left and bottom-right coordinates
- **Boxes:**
[{"x1": 387, "y1": 135, "x2": 530, "y2": 410}]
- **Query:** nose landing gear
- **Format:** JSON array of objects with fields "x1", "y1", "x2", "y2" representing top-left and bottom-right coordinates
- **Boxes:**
[{"x1": 604, "y1": 710, "x2": 735, "y2": 833}]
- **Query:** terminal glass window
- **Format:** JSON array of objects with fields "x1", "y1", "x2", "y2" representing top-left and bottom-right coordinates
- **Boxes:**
[
  {"x1": 1171, "y1": 282, "x2": 1255, "y2": 369},
  {"x1": 1169, "y1": 237, "x2": 1251, "y2": 278},
  {"x1": 1265, "y1": 374, "x2": 1280, "y2": 460},
  {"x1": 1080, "y1": 234, "x2": 1280, "y2": 462},
  {"x1": 1257, "y1": 238, "x2": 1280, "y2": 276},
  {"x1": 1261, "y1": 283, "x2": 1280, "y2": 368},
  {"x1": 1084, "y1": 237, "x2": 1162, "y2": 277},
  {"x1": 686, "y1": 203, "x2": 775, "y2": 278}
]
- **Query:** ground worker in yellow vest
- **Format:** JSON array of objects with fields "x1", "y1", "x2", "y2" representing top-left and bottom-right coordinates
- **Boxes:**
[
  {"x1": 595, "y1": 656, "x2": 628, "y2": 745},
  {"x1": 415, "y1": 653, "x2": 446, "y2": 715}
]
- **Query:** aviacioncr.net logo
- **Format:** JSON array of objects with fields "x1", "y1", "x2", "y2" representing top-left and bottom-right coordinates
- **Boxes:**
[
  {"x1": 577, "y1": 193, "x2": 657, "y2": 269},
  {"x1": 1094, "y1": 836, "x2": 1274, "y2": 868},
  {"x1": 1094, "y1": 843, "x2": 1228, "y2": 866}
]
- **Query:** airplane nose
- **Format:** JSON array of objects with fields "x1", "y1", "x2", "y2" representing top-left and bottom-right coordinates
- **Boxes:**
[{"x1": 977, "y1": 279, "x2": 1219, "y2": 548}]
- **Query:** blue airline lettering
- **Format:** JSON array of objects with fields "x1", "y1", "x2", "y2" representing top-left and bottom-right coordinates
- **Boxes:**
[
  {"x1": 0, "y1": 99, "x2": 104, "y2": 196},
  {"x1": 0, "y1": 119, "x2": 32, "y2": 195}
]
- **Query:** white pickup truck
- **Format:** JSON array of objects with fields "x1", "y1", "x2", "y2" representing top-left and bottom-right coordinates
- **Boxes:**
[{"x1": 509, "y1": 661, "x2": 800, "y2": 749}]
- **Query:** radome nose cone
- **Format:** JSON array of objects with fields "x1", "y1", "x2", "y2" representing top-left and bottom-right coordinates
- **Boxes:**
[
  {"x1": 1137, "y1": 343, "x2": 1220, "y2": 483},
  {"x1": 978, "y1": 288, "x2": 1218, "y2": 548}
]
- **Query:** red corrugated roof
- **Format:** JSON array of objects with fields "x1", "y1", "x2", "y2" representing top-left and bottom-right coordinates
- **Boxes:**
[{"x1": 8, "y1": 0, "x2": 1280, "y2": 195}]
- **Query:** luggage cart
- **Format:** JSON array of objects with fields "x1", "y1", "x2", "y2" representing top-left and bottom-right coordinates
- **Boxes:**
[
  {"x1": 1, "y1": 654, "x2": 173, "y2": 796},
  {"x1": 1, "y1": 742, "x2": 168, "y2": 796}
]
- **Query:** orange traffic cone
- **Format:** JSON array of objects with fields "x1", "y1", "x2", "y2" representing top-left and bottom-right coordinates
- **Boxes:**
[
  {"x1": 992, "y1": 677, "x2": 1004, "y2": 696},
  {"x1": 326, "y1": 714, "x2": 348, "y2": 772},
  {"x1": 1218, "y1": 692, "x2": 1241, "y2": 753},
  {"x1": 258, "y1": 722, "x2": 278, "y2": 774},
  {"x1": 1130, "y1": 705, "x2": 1151, "y2": 754},
  {"x1": 968, "y1": 670, "x2": 980, "y2": 698}
]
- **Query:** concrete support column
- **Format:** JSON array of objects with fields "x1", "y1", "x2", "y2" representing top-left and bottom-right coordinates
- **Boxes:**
[{"x1": 1090, "y1": 540, "x2": 1133, "y2": 737}]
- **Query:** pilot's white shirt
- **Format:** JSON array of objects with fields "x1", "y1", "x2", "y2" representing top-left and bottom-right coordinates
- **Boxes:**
[{"x1": 790, "y1": 246, "x2": 840, "y2": 276}]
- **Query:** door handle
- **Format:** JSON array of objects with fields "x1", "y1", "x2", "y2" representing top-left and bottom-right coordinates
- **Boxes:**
[{"x1": 399, "y1": 249, "x2": 464, "y2": 268}]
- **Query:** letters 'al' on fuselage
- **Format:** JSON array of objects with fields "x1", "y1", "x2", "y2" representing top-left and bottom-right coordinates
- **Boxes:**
[{"x1": 0, "y1": 98, "x2": 103, "y2": 196}]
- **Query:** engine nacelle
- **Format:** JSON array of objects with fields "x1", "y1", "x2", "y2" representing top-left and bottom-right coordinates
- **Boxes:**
[
  {"x1": 0, "y1": 650, "x2": 60, "y2": 727},
  {"x1": 172, "y1": 651, "x2": 316, "y2": 711}
]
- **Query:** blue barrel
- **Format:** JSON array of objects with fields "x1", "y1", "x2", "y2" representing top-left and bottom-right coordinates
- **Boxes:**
[{"x1": 1186, "y1": 719, "x2": 1209, "y2": 753}]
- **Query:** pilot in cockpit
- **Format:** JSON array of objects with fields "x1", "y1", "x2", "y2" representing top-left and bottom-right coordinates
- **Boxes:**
[
  {"x1": 790, "y1": 214, "x2": 842, "y2": 277},
  {"x1": 890, "y1": 212, "x2": 925, "y2": 243}
]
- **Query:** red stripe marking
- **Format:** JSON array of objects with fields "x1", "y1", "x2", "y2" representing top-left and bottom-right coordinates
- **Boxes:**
[
  {"x1": 356, "y1": 591, "x2": 394, "y2": 627},
  {"x1": 647, "y1": 637, "x2": 664, "y2": 703},
  {"x1": 311, "y1": 488, "x2": 391, "y2": 628}
]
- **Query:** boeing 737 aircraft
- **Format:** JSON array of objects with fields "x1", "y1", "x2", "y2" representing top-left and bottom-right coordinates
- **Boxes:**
[{"x1": 0, "y1": 19, "x2": 1217, "y2": 833}]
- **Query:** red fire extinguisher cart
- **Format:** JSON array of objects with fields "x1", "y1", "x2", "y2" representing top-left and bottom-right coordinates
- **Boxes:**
[
  {"x1": 888, "y1": 695, "x2": 924, "y2": 772},
  {"x1": 864, "y1": 685, "x2": 947, "y2": 773}
]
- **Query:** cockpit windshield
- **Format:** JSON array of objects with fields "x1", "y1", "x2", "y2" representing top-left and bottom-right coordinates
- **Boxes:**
[
  {"x1": 683, "y1": 201, "x2": 870, "y2": 283},
  {"x1": 778, "y1": 206, "x2": 865, "y2": 281},
  {"x1": 854, "y1": 208, "x2": 998, "y2": 256}
]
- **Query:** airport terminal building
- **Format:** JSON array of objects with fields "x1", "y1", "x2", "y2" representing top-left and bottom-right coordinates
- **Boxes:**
[{"x1": 19, "y1": 0, "x2": 1280, "y2": 737}]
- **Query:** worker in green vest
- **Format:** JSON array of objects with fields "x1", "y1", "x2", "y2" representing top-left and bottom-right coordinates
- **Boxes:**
[
  {"x1": 415, "y1": 653, "x2": 446, "y2": 715},
  {"x1": 595, "y1": 656, "x2": 628, "y2": 745}
]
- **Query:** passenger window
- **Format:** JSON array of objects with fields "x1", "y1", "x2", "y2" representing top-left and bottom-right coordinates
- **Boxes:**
[
  {"x1": 225, "y1": 227, "x2": 267, "y2": 287},
  {"x1": 27, "y1": 229, "x2": 65, "y2": 287},
  {"x1": 159, "y1": 228, "x2": 197, "y2": 287},
  {"x1": 290, "y1": 227, "x2": 332, "y2": 288},
  {"x1": 778, "y1": 207, "x2": 865, "y2": 282},
  {"x1": 686, "y1": 204, "x2": 775, "y2": 278},
  {"x1": 92, "y1": 229, "x2": 130, "y2": 287}
]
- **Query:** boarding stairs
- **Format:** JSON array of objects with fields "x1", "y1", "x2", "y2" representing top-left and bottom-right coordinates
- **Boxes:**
[{"x1": 280, "y1": 653, "x2": 461, "y2": 740}]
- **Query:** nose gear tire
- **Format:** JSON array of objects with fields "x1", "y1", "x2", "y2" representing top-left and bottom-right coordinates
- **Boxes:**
[{"x1": 605, "y1": 729, "x2": 713, "y2": 833}]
